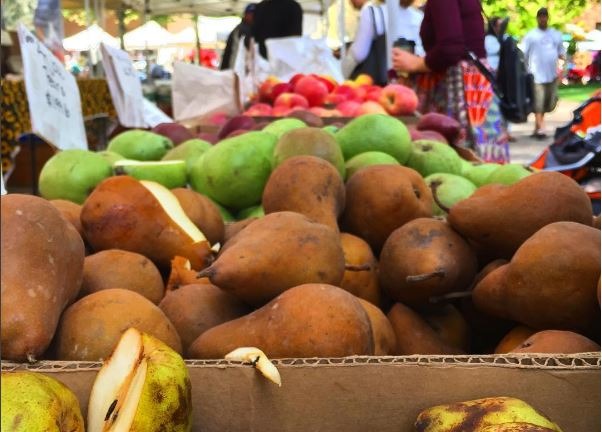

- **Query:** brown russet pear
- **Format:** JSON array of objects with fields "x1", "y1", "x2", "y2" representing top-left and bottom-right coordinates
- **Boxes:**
[
  {"x1": 341, "y1": 164, "x2": 433, "y2": 253},
  {"x1": 510, "y1": 330, "x2": 600, "y2": 354},
  {"x1": 55, "y1": 288, "x2": 182, "y2": 360},
  {"x1": 171, "y1": 188, "x2": 225, "y2": 246},
  {"x1": 473, "y1": 222, "x2": 600, "y2": 334},
  {"x1": 339, "y1": 232, "x2": 380, "y2": 306},
  {"x1": 223, "y1": 218, "x2": 258, "y2": 245},
  {"x1": 387, "y1": 303, "x2": 464, "y2": 355},
  {"x1": 81, "y1": 249, "x2": 165, "y2": 304},
  {"x1": 494, "y1": 326, "x2": 536, "y2": 354},
  {"x1": 357, "y1": 298, "x2": 396, "y2": 355},
  {"x1": 379, "y1": 218, "x2": 478, "y2": 307},
  {"x1": 166, "y1": 256, "x2": 211, "y2": 291},
  {"x1": 159, "y1": 283, "x2": 250, "y2": 353},
  {"x1": 447, "y1": 171, "x2": 593, "y2": 259},
  {"x1": 1, "y1": 194, "x2": 85, "y2": 362},
  {"x1": 49, "y1": 199, "x2": 84, "y2": 238},
  {"x1": 198, "y1": 211, "x2": 345, "y2": 306},
  {"x1": 81, "y1": 176, "x2": 213, "y2": 271},
  {"x1": 188, "y1": 284, "x2": 374, "y2": 358},
  {"x1": 422, "y1": 304, "x2": 471, "y2": 352},
  {"x1": 262, "y1": 155, "x2": 345, "y2": 231}
]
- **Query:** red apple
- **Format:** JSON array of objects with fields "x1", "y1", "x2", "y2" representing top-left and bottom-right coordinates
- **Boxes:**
[
  {"x1": 408, "y1": 126, "x2": 448, "y2": 144},
  {"x1": 324, "y1": 93, "x2": 348, "y2": 107},
  {"x1": 274, "y1": 92, "x2": 310, "y2": 109},
  {"x1": 243, "y1": 102, "x2": 273, "y2": 116},
  {"x1": 272, "y1": 105, "x2": 293, "y2": 117},
  {"x1": 258, "y1": 76, "x2": 280, "y2": 103},
  {"x1": 333, "y1": 85, "x2": 357, "y2": 101},
  {"x1": 289, "y1": 73, "x2": 306, "y2": 87},
  {"x1": 197, "y1": 132, "x2": 218, "y2": 144},
  {"x1": 208, "y1": 112, "x2": 229, "y2": 127},
  {"x1": 311, "y1": 74, "x2": 337, "y2": 93},
  {"x1": 294, "y1": 75, "x2": 329, "y2": 107},
  {"x1": 336, "y1": 100, "x2": 361, "y2": 117},
  {"x1": 353, "y1": 86, "x2": 368, "y2": 103},
  {"x1": 271, "y1": 82, "x2": 293, "y2": 102},
  {"x1": 356, "y1": 101, "x2": 387, "y2": 116},
  {"x1": 379, "y1": 84, "x2": 419, "y2": 116},
  {"x1": 364, "y1": 85, "x2": 383, "y2": 102},
  {"x1": 151, "y1": 123, "x2": 195, "y2": 145}
]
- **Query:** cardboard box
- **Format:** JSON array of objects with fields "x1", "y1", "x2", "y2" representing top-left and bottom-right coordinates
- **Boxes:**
[{"x1": 2, "y1": 353, "x2": 599, "y2": 431}]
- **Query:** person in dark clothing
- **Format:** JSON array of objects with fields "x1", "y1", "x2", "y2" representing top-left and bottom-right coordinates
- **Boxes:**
[
  {"x1": 252, "y1": 0, "x2": 303, "y2": 59},
  {"x1": 220, "y1": 3, "x2": 256, "y2": 70}
]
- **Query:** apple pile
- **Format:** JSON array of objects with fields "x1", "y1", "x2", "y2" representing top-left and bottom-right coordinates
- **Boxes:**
[{"x1": 244, "y1": 73, "x2": 419, "y2": 118}]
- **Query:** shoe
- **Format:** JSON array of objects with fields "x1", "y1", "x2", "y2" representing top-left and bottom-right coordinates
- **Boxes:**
[{"x1": 535, "y1": 132, "x2": 547, "y2": 140}]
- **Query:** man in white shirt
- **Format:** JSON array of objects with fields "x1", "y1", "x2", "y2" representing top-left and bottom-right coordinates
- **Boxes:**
[
  {"x1": 522, "y1": 7, "x2": 565, "y2": 139},
  {"x1": 396, "y1": 0, "x2": 424, "y2": 56}
]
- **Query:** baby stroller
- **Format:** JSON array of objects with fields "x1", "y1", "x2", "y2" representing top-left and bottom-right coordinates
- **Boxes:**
[{"x1": 529, "y1": 93, "x2": 601, "y2": 214}]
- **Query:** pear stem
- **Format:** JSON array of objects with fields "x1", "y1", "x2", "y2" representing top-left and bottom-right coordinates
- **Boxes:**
[
  {"x1": 430, "y1": 182, "x2": 451, "y2": 214},
  {"x1": 197, "y1": 267, "x2": 215, "y2": 279},
  {"x1": 429, "y1": 290, "x2": 473, "y2": 303},
  {"x1": 345, "y1": 263, "x2": 372, "y2": 272},
  {"x1": 406, "y1": 270, "x2": 446, "y2": 283}
]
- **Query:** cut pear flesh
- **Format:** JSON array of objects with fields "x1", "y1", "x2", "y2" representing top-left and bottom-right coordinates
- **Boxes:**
[
  {"x1": 140, "y1": 180, "x2": 207, "y2": 244},
  {"x1": 225, "y1": 347, "x2": 282, "y2": 387}
]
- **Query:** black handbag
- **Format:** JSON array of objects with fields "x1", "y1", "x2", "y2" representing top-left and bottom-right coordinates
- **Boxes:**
[{"x1": 350, "y1": 6, "x2": 388, "y2": 86}]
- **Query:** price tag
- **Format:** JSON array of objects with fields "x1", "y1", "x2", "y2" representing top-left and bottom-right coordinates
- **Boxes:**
[
  {"x1": 17, "y1": 25, "x2": 87, "y2": 150},
  {"x1": 101, "y1": 43, "x2": 145, "y2": 128},
  {"x1": 142, "y1": 98, "x2": 173, "y2": 128}
]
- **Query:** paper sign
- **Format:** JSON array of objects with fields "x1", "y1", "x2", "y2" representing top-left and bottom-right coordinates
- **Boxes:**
[
  {"x1": 142, "y1": 98, "x2": 172, "y2": 128},
  {"x1": 1, "y1": 172, "x2": 6, "y2": 195},
  {"x1": 17, "y1": 25, "x2": 87, "y2": 151},
  {"x1": 101, "y1": 43, "x2": 145, "y2": 128}
]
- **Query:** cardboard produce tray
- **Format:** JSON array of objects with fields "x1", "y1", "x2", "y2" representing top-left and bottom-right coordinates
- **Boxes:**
[{"x1": 2, "y1": 353, "x2": 600, "y2": 431}]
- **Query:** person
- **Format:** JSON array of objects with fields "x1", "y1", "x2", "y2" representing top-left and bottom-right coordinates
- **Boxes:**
[
  {"x1": 522, "y1": 7, "x2": 565, "y2": 139},
  {"x1": 252, "y1": 0, "x2": 303, "y2": 59},
  {"x1": 341, "y1": 0, "x2": 388, "y2": 85},
  {"x1": 484, "y1": 16, "x2": 503, "y2": 72},
  {"x1": 220, "y1": 3, "x2": 256, "y2": 70},
  {"x1": 391, "y1": 0, "x2": 510, "y2": 163},
  {"x1": 396, "y1": 0, "x2": 424, "y2": 56}
]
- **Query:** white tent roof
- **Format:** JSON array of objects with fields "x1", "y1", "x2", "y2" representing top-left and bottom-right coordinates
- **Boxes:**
[
  {"x1": 171, "y1": 16, "x2": 241, "y2": 45},
  {"x1": 124, "y1": 20, "x2": 177, "y2": 50},
  {"x1": 63, "y1": 23, "x2": 120, "y2": 51}
]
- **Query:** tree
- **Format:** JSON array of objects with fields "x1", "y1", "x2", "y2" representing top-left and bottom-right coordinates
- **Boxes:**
[{"x1": 482, "y1": 0, "x2": 589, "y2": 38}]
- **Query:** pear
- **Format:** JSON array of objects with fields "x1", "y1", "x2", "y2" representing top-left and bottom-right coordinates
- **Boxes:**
[
  {"x1": 171, "y1": 188, "x2": 225, "y2": 246},
  {"x1": 494, "y1": 326, "x2": 537, "y2": 354},
  {"x1": 473, "y1": 222, "x2": 600, "y2": 334},
  {"x1": 98, "y1": 150, "x2": 125, "y2": 166},
  {"x1": 509, "y1": 330, "x2": 600, "y2": 354},
  {"x1": 49, "y1": 199, "x2": 84, "y2": 238},
  {"x1": 237, "y1": 205, "x2": 265, "y2": 220},
  {"x1": 188, "y1": 283, "x2": 374, "y2": 358},
  {"x1": 486, "y1": 163, "x2": 532, "y2": 185},
  {"x1": 342, "y1": 164, "x2": 433, "y2": 253},
  {"x1": 463, "y1": 162, "x2": 501, "y2": 187},
  {"x1": 344, "y1": 151, "x2": 399, "y2": 179},
  {"x1": 165, "y1": 257, "x2": 210, "y2": 291},
  {"x1": 223, "y1": 218, "x2": 258, "y2": 245},
  {"x1": 39, "y1": 149, "x2": 113, "y2": 204},
  {"x1": 379, "y1": 218, "x2": 477, "y2": 307},
  {"x1": 357, "y1": 298, "x2": 396, "y2": 355},
  {"x1": 447, "y1": 172, "x2": 593, "y2": 259},
  {"x1": 107, "y1": 130, "x2": 173, "y2": 161},
  {"x1": 415, "y1": 397, "x2": 562, "y2": 432},
  {"x1": 262, "y1": 117, "x2": 306, "y2": 138},
  {"x1": 198, "y1": 211, "x2": 345, "y2": 306},
  {"x1": 81, "y1": 176, "x2": 213, "y2": 271},
  {"x1": 425, "y1": 172, "x2": 477, "y2": 216},
  {"x1": 161, "y1": 138, "x2": 212, "y2": 173},
  {"x1": 87, "y1": 328, "x2": 192, "y2": 432},
  {"x1": 339, "y1": 232, "x2": 380, "y2": 306},
  {"x1": 406, "y1": 139, "x2": 464, "y2": 177},
  {"x1": 262, "y1": 155, "x2": 345, "y2": 231},
  {"x1": 422, "y1": 304, "x2": 471, "y2": 352},
  {"x1": 1, "y1": 371, "x2": 84, "y2": 431},
  {"x1": 113, "y1": 160, "x2": 187, "y2": 189},
  {"x1": 480, "y1": 424, "x2": 559, "y2": 432}
]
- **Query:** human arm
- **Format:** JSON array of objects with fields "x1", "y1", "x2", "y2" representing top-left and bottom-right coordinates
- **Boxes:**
[
  {"x1": 391, "y1": 47, "x2": 430, "y2": 73},
  {"x1": 349, "y1": 5, "x2": 377, "y2": 64}
]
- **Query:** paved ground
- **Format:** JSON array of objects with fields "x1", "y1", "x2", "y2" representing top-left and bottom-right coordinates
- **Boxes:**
[{"x1": 507, "y1": 99, "x2": 582, "y2": 165}]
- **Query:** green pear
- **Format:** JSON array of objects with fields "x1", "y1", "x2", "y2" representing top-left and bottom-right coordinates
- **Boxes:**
[
  {"x1": 463, "y1": 162, "x2": 500, "y2": 187},
  {"x1": 108, "y1": 130, "x2": 173, "y2": 161},
  {"x1": 188, "y1": 131, "x2": 277, "y2": 210},
  {"x1": 406, "y1": 140, "x2": 463, "y2": 177},
  {"x1": 322, "y1": 125, "x2": 339, "y2": 135},
  {"x1": 237, "y1": 204, "x2": 265, "y2": 220},
  {"x1": 458, "y1": 158, "x2": 474, "y2": 177},
  {"x1": 87, "y1": 327, "x2": 192, "y2": 432},
  {"x1": 113, "y1": 160, "x2": 187, "y2": 189},
  {"x1": 486, "y1": 163, "x2": 533, "y2": 185},
  {"x1": 262, "y1": 118, "x2": 306, "y2": 139},
  {"x1": 1, "y1": 371, "x2": 85, "y2": 431},
  {"x1": 39, "y1": 149, "x2": 113, "y2": 204},
  {"x1": 345, "y1": 151, "x2": 399, "y2": 179},
  {"x1": 425, "y1": 173, "x2": 477, "y2": 215},
  {"x1": 162, "y1": 139, "x2": 212, "y2": 173},
  {"x1": 335, "y1": 114, "x2": 412, "y2": 163},
  {"x1": 98, "y1": 150, "x2": 125, "y2": 166}
]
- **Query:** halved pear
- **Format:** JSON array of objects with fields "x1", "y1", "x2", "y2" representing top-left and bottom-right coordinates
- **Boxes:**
[
  {"x1": 114, "y1": 160, "x2": 187, "y2": 189},
  {"x1": 88, "y1": 327, "x2": 192, "y2": 432},
  {"x1": 81, "y1": 176, "x2": 213, "y2": 270}
]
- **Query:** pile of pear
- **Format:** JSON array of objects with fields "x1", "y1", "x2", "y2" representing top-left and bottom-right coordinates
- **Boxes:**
[{"x1": 2, "y1": 113, "x2": 600, "y2": 367}]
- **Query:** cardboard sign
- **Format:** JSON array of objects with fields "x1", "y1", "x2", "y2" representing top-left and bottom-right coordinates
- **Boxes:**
[
  {"x1": 101, "y1": 43, "x2": 145, "y2": 128},
  {"x1": 142, "y1": 98, "x2": 173, "y2": 128},
  {"x1": 17, "y1": 25, "x2": 87, "y2": 151}
]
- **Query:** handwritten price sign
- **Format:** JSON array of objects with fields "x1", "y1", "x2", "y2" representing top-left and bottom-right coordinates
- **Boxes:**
[{"x1": 17, "y1": 24, "x2": 87, "y2": 151}]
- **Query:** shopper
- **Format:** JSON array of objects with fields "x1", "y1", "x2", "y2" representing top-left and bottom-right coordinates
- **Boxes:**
[
  {"x1": 341, "y1": 0, "x2": 388, "y2": 86},
  {"x1": 522, "y1": 7, "x2": 565, "y2": 139},
  {"x1": 391, "y1": 0, "x2": 510, "y2": 163},
  {"x1": 252, "y1": 0, "x2": 303, "y2": 59},
  {"x1": 220, "y1": 3, "x2": 256, "y2": 70},
  {"x1": 396, "y1": 0, "x2": 424, "y2": 56},
  {"x1": 485, "y1": 16, "x2": 503, "y2": 72}
]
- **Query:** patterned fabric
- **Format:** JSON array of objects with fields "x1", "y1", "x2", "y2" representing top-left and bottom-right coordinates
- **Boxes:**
[
  {"x1": 408, "y1": 60, "x2": 509, "y2": 163},
  {"x1": 1, "y1": 78, "x2": 117, "y2": 180}
]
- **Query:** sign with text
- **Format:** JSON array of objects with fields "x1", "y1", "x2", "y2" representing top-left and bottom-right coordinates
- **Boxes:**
[
  {"x1": 101, "y1": 43, "x2": 145, "y2": 128},
  {"x1": 17, "y1": 25, "x2": 87, "y2": 151},
  {"x1": 142, "y1": 98, "x2": 172, "y2": 128}
]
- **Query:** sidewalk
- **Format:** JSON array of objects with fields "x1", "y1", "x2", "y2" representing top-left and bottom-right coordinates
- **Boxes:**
[{"x1": 508, "y1": 99, "x2": 581, "y2": 165}]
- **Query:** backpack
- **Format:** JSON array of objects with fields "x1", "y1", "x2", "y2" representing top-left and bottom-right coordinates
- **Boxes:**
[{"x1": 470, "y1": 19, "x2": 534, "y2": 123}]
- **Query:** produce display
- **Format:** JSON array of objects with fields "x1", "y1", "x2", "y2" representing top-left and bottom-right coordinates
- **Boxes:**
[{"x1": 1, "y1": 110, "x2": 599, "y2": 430}]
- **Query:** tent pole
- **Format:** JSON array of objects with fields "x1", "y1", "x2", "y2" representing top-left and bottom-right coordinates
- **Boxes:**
[
  {"x1": 84, "y1": 0, "x2": 93, "y2": 75},
  {"x1": 118, "y1": 6, "x2": 126, "y2": 50},
  {"x1": 385, "y1": 0, "x2": 398, "y2": 70},
  {"x1": 193, "y1": 14, "x2": 201, "y2": 65},
  {"x1": 338, "y1": 0, "x2": 346, "y2": 59}
]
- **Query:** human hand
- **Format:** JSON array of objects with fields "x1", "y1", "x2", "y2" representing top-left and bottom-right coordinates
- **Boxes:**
[{"x1": 392, "y1": 48, "x2": 424, "y2": 73}]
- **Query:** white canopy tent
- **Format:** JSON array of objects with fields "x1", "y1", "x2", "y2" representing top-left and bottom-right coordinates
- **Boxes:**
[
  {"x1": 123, "y1": 20, "x2": 177, "y2": 50},
  {"x1": 63, "y1": 24, "x2": 120, "y2": 51}
]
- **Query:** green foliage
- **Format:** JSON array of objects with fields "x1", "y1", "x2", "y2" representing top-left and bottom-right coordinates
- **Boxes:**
[{"x1": 482, "y1": 0, "x2": 588, "y2": 37}]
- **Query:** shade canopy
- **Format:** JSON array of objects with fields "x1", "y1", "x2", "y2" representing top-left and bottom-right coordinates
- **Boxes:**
[
  {"x1": 63, "y1": 23, "x2": 120, "y2": 51},
  {"x1": 123, "y1": 20, "x2": 177, "y2": 50}
]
